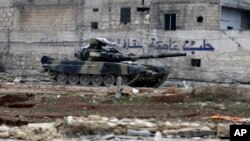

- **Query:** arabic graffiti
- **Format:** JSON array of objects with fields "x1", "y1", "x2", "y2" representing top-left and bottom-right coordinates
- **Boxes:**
[
  {"x1": 149, "y1": 38, "x2": 215, "y2": 52},
  {"x1": 40, "y1": 37, "x2": 74, "y2": 47},
  {"x1": 149, "y1": 38, "x2": 180, "y2": 50},
  {"x1": 107, "y1": 37, "x2": 215, "y2": 52},
  {"x1": 183, "y1": 39, "x2": 215, "y2": 51},
  {"x1": 108, "y1": 38, "x2": 143, "y2": 49}
]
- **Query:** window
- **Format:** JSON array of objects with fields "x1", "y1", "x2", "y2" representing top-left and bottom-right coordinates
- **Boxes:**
[
  {"x1": 164, "y1": 14, "x2": 176, "y2": 30},
  {"x1": 93, "y1": 8, "x2": 98, "y2": 12},
  {"x1": 91, "y1": 22, "x2": 98, "y2": 29},
  {"x1": 191, "y1": 59, "x2": 201, "y2": 67},
  {"x1": 120, "y1": 7, "x2": 131, "y2": 24}
]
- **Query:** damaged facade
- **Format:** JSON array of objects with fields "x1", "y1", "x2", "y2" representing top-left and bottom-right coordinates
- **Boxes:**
[
  {"x1": 150, "y1": 0, "x2": 220, "y2": 30},
  {"x1": 221, "y1": 0, "x2": 250, "y2": 30},
  {"x1": 0, "y1": 0, "x2": 250, "y2": 83}
]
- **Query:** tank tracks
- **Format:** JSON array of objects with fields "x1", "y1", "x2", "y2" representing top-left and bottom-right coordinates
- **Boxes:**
[{"x1": 48, "y1": 71, "x2": 168, "y2": 87}]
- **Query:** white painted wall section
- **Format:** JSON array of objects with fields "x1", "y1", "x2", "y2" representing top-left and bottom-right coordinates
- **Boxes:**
[{"x1": 220, "y1": 7, "x2": 241, "y2": 30}]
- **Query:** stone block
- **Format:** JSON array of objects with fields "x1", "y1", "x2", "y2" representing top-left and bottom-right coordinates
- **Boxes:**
[
  {"x1": 20, "y1": 61, "x2": 26, "y2": 66},
  {"x1": 9, "y1": 128, "x2": 27, "y2": 140},
  {"x1": 2, "y1": 13, "x2": 6, "y2": 18},
  {"x1": 87, "y1": 115, "x2": 102, "y2": 121},
  {"x1": 0, "y1": 126, "x2": 9, "y2": 132},
  {"x1": 217, "y1": 123, "x2": 230, "y2": 138},
  {"x1": 7, "y1": 12, "x2": 13, "y2": 17},
  {"x1": 0, "y1": 132, "x2": 9, "y2": 138}
]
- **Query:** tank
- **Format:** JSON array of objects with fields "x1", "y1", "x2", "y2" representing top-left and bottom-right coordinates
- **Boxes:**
[{"x1": 41, "y1": 38, "x2": 186, "y2": 87}]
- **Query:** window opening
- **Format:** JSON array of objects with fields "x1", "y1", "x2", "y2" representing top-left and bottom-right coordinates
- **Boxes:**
[
  {"x1": 93, "y1": 8, "x2": 99, "y2": 12},
  {"x1": 91, "y1": 22, "x2": 98, "y2": 29},
  {"x1": 164, "y1": 14, "x2": 176, "y2": 30},
  {"x1": 191, "y1": 59, "x2": 201, "y2": 67},
  {"x1": 120, "y1": 7, "x2": 131, "y2": 24}
]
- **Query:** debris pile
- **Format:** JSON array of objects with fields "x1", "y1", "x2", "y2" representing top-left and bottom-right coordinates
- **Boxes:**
[{"x1": 0, "y1": 115, "x2": 236, "y2": 140}]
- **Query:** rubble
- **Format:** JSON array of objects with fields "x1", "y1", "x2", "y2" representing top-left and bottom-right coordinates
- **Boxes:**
[
  {"x1": 121, "y1": 86, "x2": 134, "y2": 95},
  {"x1": 214, "y1": 104, "x2": 226, "y2": 110},
  {"x1": 154, "y1": 131, "x2": 163, "y2": 141},
  {"x1": 13, "y1": 77, "x2": 23, "y2": 84},
  {"x1": 64, "y1": 116, "x2": 233, "y2": 139},
  {"x1": 127, "y1": 130, "x2": 152, "y2": 137},
  {"x1": 0, "y1": 115, "x2": 236, "y2": 140},
  {"x1": 0, "y1": 126, "x2": 9, "y2": 138},
  {"x1": 107, "y1": 85, "x2": 116, "y2": 94},
  {"x1": 9, "y1": 128, "x2": 27, "y2": 140},
  {"x1": 138, "y1": 88, "x2": 154, "y2": 94},
  {"x1": 1, "y1": 80, "x2": 250, "y2": 140},
  {"x1": 216, "y1": 123, "x2": 230, "y2": 138},
  {"x1": 161, "y1": 87, "x2": 180, "y2": 94},
  {"x1": 87, "y1": 115, "x2": 103, "y2": 121}
]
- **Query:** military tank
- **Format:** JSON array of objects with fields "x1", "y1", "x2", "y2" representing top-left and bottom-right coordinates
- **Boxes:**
[{"x1": 41, "y1": 38, "x2": 186, "y2": 87}]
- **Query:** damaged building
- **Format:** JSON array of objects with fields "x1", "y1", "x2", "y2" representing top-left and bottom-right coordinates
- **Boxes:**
[{"x1": 0, "y1": 0, "x2": 250, "y2": 83}]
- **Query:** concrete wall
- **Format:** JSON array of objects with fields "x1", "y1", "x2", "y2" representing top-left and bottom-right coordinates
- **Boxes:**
[
  {"x1": 82, "y1": 0, "x2": 151, "y2": 32},
  {"x1": 0, "y1": 7, "x2": 15, "y2": 30},
  {"x1": 1, "y1": 28, "x2": 250, "y2": 83},
  {"x1": 150, "y1": 0, "x2": 220, "y2": 30},
  {"x1": 221, "y1": 0, "x2": 250, "y2": 10},
  {"x1": 16, "y1": 5, "x2": 77, "y2": 31},
  {"x1": 1, "y1": 0, "x2": 250, "y2": 84},
  {"x1": 77, "y1": 29, "x2": 250, "y2": 83},
  {"x1": 150, "y1": 30, "x2": 250, "y2": 84}
]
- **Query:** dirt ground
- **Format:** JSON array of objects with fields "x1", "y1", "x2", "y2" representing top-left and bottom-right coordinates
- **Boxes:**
[{"x1": 0, "y1": 82, "x2": 250, "y2": 126}]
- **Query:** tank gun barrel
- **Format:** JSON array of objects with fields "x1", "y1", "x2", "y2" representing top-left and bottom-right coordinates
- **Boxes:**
[{"x1": 124, "y1": 53, "x2": 187, "y2": 61}]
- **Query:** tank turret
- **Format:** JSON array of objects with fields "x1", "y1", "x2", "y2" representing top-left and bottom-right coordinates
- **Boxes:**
[{"x1": 75, "y1": 38, "x2": 186, "y2": 62}]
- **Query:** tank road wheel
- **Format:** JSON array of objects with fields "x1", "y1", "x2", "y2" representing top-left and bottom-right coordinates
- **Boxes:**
[
  {"x1": 91, "y1": 75, "x2": 103, "y2": 86},
  {"x1": 121, "y1": 76, "x2": 130, "y2": 85},
  {"x1": 68, "y1": 74, "x2": 79, "y2": 85},
  {"x1": 103, "y1": 75, "x2": 115, "y2": 87},
  {"x1": 80, "y1": 75, "x2": 91, "y2": 86},
  {"x1": 56, "y1": 73, "x2": 68, "y2": 85},
  {"x1": 48, "y1": 72, "x2": 57, "y2": 79}
]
